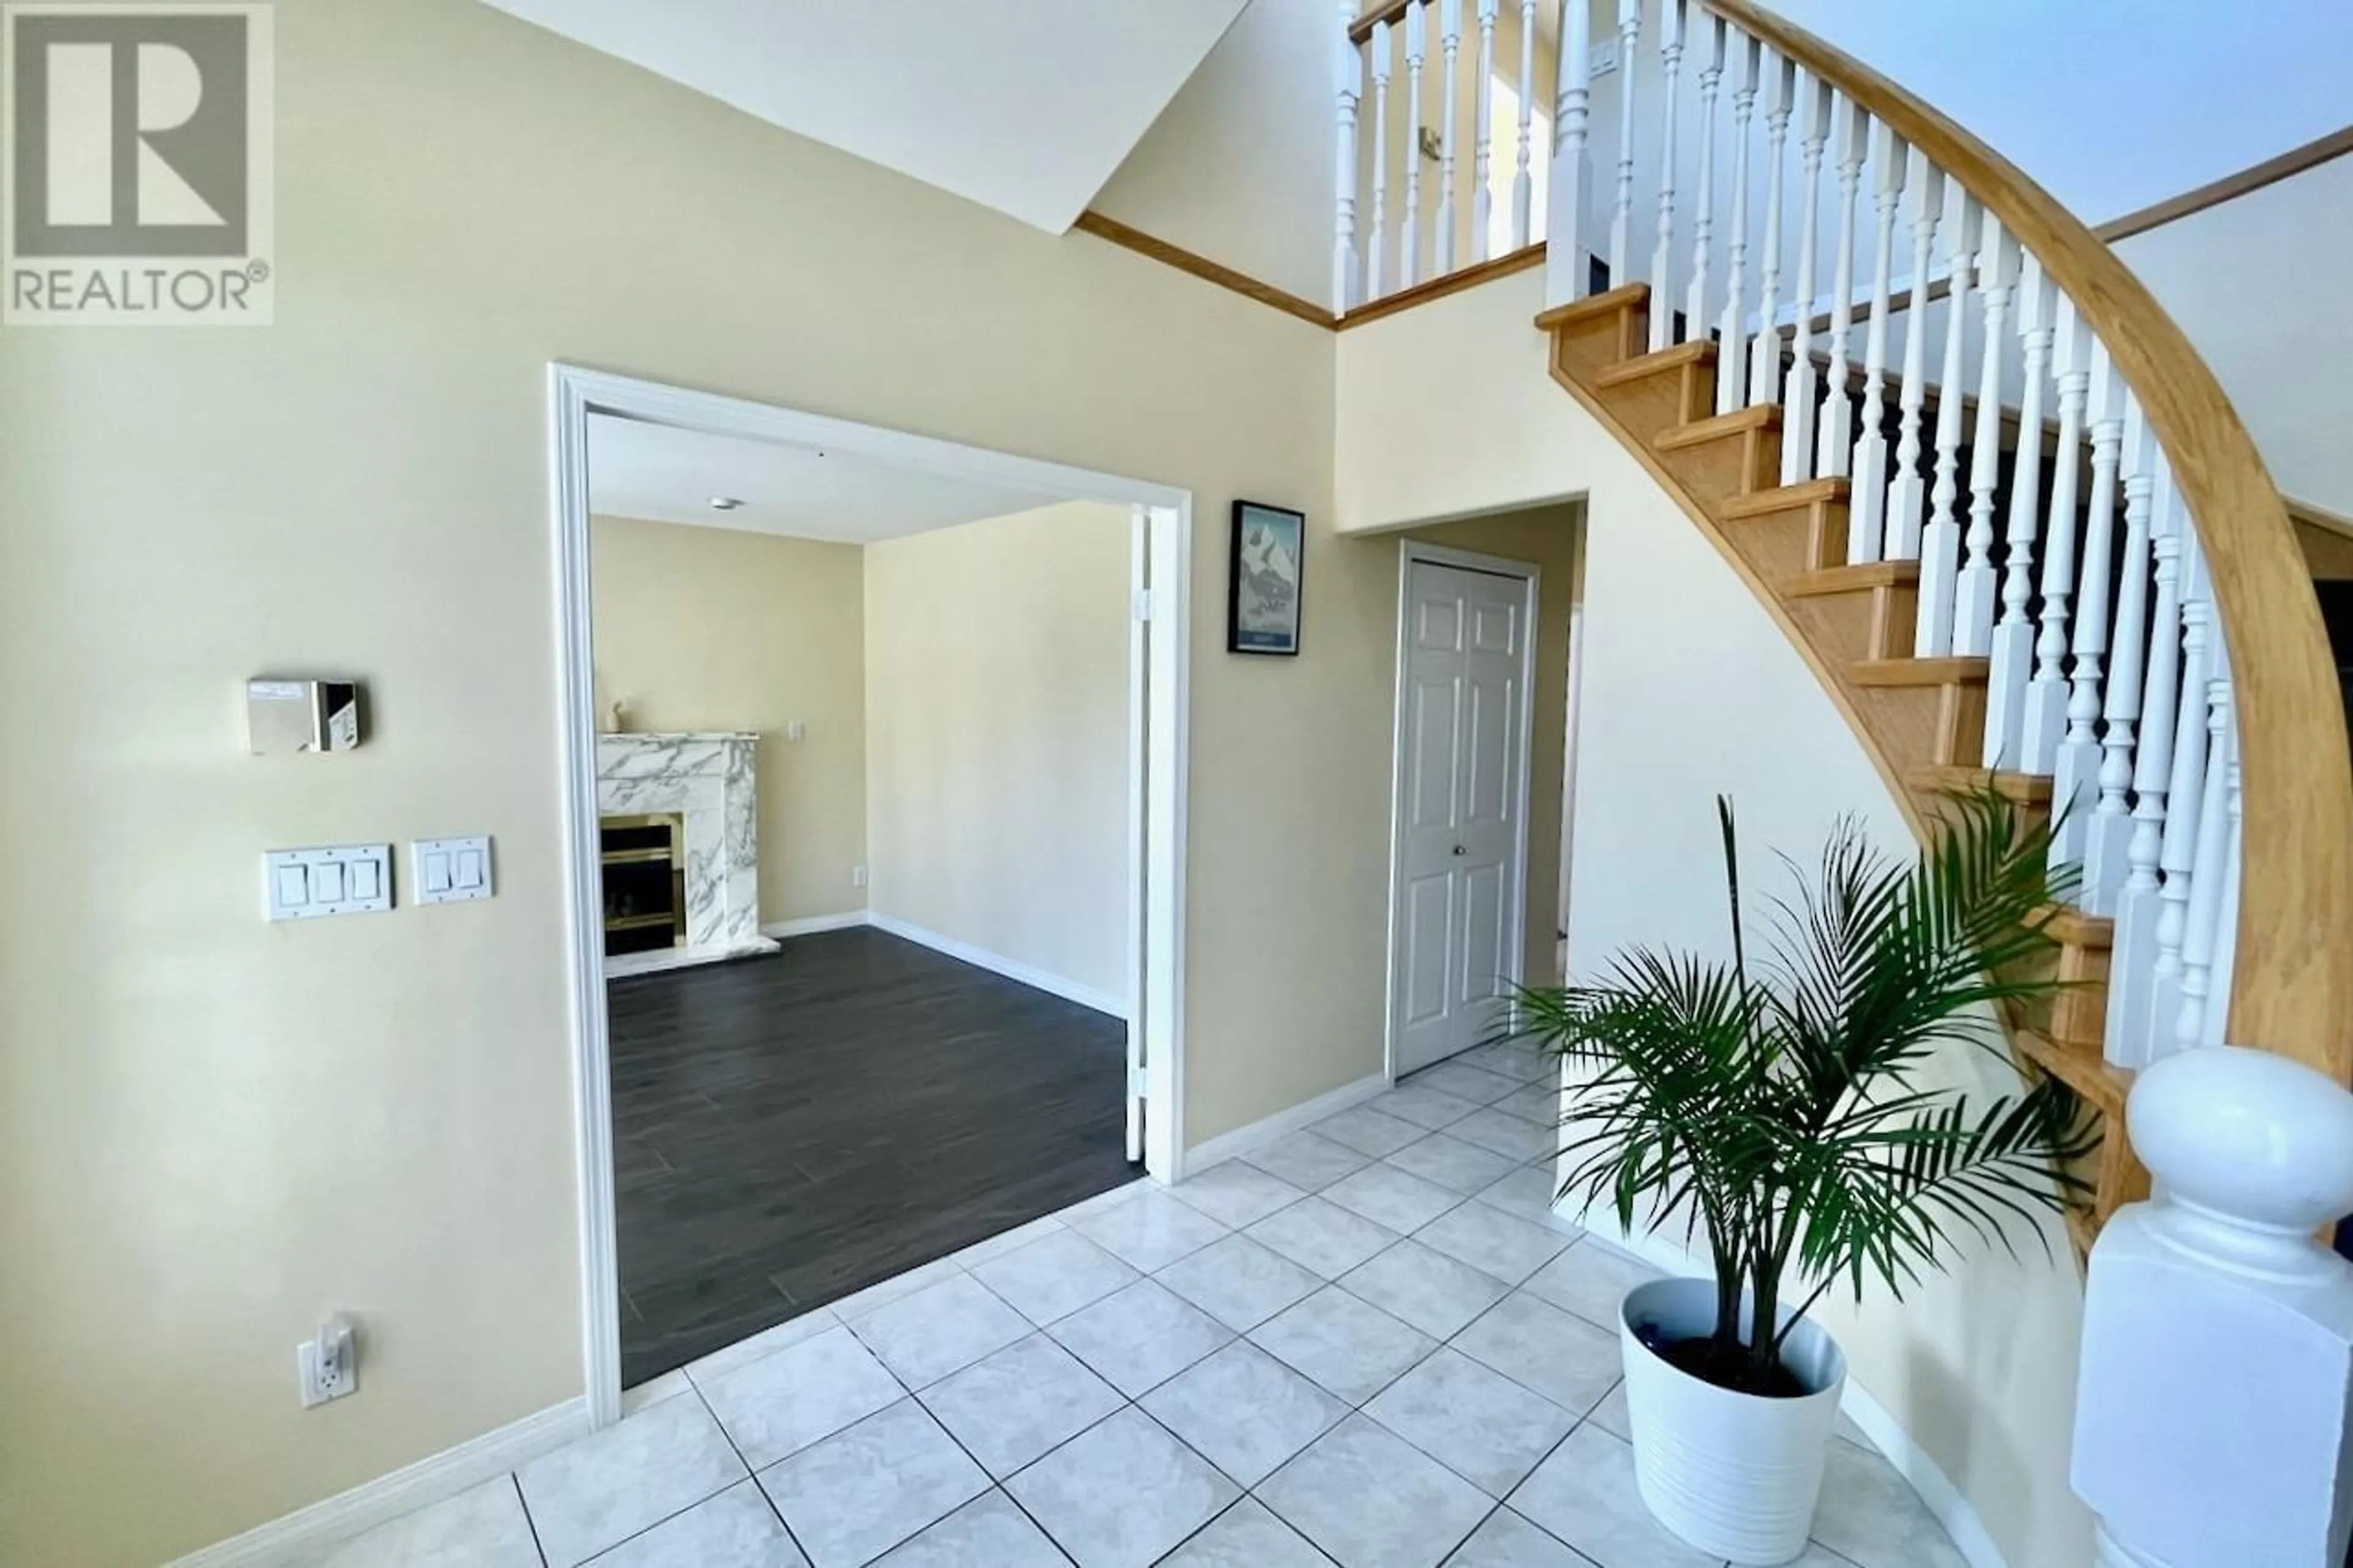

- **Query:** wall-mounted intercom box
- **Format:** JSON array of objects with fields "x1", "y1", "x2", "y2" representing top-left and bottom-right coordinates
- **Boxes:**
[{"x1": 247, "y1": 677, "x2": 364, "y2": 755}]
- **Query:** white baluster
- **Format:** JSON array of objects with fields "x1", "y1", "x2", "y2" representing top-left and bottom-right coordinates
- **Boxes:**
[
  {"x1": 2203, "y1": 725, "x2": 2243, "y2": 1047},
  {"x1": 1814, "y1": 96, "x2": 1866, "y2": 480},
  {"x1": 1607, "y1": 0, "x2": 1642, "y2": 284},
  {"x1": 2081, "y1": 396, "x2": 2156, "y2": 916},
  {"x1": 1715, "y1": 33, "x2": 1760, "y2": 415},
  {"x1": 2023, "y1": 294, "x2": 2090, "y2": 774},
  {"x1": 1745, "y1": 51, "x2": 1795, "y2": 407},
  {"x1": 1436, "y1": 0, "x2": 1462, "y2": 276},
  {"x1": 1847, "y1": 121, "x2": 1904, "y2": 561},
  {"x1": 2107, "y1": 465, "x2": 2185, "y2": 1067},
  {"x1": 2176, "y1": 649, "x2": 2234, "y2": 1050},
  {"x1": 2146, "y1": 529, "x2": 2215, "y2": 1063},
  {"x1": 1779, "y1": 74, "x2": 1830, "y2": 483},
  {"x1": 1546, "y1": 0, "x2": 1594, "y2": 306},
  {"x1": 1912, "y1": 186, "x2": 1979, "y2": 656},
  {"x1": 1367, "y1": 22, "x2": 1393, "y2": 301},
  {"x1": 1882, "y1": 149, "x2": 1941, "y2": 560},
  {"x1": 1334, "y1": 1, "x2": 1365, "y2": 312},
  {"x1": 1473, "y1": 0, "x2": 1498, "y2": 262},
  {"x1": 2053, "y1": 341, "x2": 2123, "y2": 869},
  {"x1": 1512, "y1": 0, "x2": 1537, "y2": 250},
  {"x1": 1648, "y1": 0, "x2": 1686, "y2": 351},
  {"x1": 1984, "y1": 252, "x2": 2053, "y2": 767},
  {"x1": 1950, "y1": 214, "x2": 2016, "y2": 659},
  {"x1": 1402, "y1": 4, "x2": 1427, "y2": 288},
  {"x1": 1683, "y1": 15, "x2": 1724, "y2": 346}
]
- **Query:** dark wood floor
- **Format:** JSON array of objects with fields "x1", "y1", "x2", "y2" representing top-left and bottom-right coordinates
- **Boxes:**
[{"x1": 610, "y1": 926, "x2": 1135, "y2": 1386}]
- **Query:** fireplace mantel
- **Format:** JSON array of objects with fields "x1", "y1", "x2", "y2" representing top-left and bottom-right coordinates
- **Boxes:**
[{"x1": 596, "y1": 732, "x2": 777, "y2": 977}]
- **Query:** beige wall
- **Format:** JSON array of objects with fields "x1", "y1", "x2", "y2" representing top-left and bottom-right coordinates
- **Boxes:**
[
  {"x1": 1335, "y1": 268, "x2": 2093, "y2": 1568},
  {"x1": 0, "y1": 1, "x2": 1394, "y2": 1561},
  {"x1": 1394, "y1": 503, "x2": 1584, "y2": 988},
  {"x1": 864, "y1": 502, "x2": 1132, "y2": 1007},
  {"x1": 589, "y1": 515, "x2": 868, "y2": 925}
]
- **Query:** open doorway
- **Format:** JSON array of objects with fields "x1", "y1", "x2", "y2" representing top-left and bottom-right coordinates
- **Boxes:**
[
  {"x1": 549, "y1": 369, "x2": 1190, "y2": 1421},
  {"x1": 1381, "y1": 502, "x2": 1585, "y2": 1085}
]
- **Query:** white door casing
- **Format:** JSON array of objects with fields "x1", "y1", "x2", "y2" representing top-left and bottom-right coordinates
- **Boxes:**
[{"x1": 1388, "y1": 545, "x2": 1538, "y2": 1078}]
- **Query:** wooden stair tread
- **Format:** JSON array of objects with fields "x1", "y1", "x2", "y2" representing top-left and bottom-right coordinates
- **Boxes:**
[
  {"x1": 1533, "y1": 282, "x2": 1647, "y2": 333},
  {"x1": 2010, "y1": 1023, "x2": 2132, "y2": 1118},
  {"x1": 1904, "y1": 764, "x2": 2054, "y2": 804},
  {"x1": 2037, "y1": 901, "x2": 2115, "y2": 949},
  {"x1": 1850, "y1": 656, "x2": 1989, "y2": 687},
  {"x1": 1784, "y1": 561, "x2": 1919, "y2": 597},
  {"x1": 1594, "y1": 339, "x2": 1716, "y2": 387},
  {"x1": 1721, "y1": 477, "x2": 1848, "y2": 519},
  {"x1": 1654, "y1": 404, "x2": 1779, "y2": 450}
]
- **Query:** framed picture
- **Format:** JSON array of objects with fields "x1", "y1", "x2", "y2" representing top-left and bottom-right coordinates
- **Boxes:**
[{"x1": 1228, "y1": 501, "x2": 1306, "y2": 656}]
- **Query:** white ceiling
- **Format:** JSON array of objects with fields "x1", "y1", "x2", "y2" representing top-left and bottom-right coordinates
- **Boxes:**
[
  {"x1": 587, "y1": 414, "x2": 1067, "y2": 544},
  {"x1": 473, "y1": 0, "x2": 1249, "y2": 233},
  {"x1": 1754, "y1": 0, "x2": 2353, "y2": 227}
]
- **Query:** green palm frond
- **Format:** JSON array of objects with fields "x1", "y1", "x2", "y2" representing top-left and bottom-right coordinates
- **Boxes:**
[{"x1": 1507, "y1": 792, "x2": 2093, "y2": 1384}]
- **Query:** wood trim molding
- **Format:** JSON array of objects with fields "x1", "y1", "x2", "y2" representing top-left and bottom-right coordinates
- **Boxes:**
[
  {"x1": 2094, "y1": 124, "x2": 2353, "y2": 244},
  {"x1": 1072, "y1": 211, "x2": 1336, "y2": 329},
  {"x1": 1338, "y1": 243, "x2": 1548, "y2": 330},
  {"x1": 1350, "y1": 0, "x2": 1422, "y2": 46},
  {"x1": 1705, "y1": 0, "x2": 2353, "y2": 1083}
]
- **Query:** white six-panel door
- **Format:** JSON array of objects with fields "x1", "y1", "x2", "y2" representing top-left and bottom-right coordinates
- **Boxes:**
[{"x1": 1391, "y1": 552, "x2": 1535, "y2": 1077}]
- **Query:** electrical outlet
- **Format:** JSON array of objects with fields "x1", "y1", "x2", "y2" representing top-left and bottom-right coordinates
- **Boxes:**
[
  {"x1": 786, "y1": 721, "x2": 806, "y2": 742},
  {"x1": 852, "y1": 863, "x2": 868, "y2": 888},
  {"x1": 298, "y1": 1314, "x2": 358, "y2": 1409}
]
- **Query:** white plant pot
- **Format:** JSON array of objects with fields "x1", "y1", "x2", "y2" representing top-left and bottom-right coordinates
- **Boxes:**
[{"x1": 1618, "y1": 1275, "x2": 1849, "y2": 1566}]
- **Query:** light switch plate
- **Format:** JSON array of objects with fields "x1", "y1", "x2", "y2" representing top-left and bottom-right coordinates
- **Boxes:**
[
  {"x1": 413, "y1": 836, "x2": 493, "y2": 904},
  {"x1": 264, "y1": 845, "x2": 393, "y2": 921}
]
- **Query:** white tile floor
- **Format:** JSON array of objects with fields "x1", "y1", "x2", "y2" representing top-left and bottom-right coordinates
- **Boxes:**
[{"x1": 307, "y1": 1044, "x2": 1969, "y2": 1568}]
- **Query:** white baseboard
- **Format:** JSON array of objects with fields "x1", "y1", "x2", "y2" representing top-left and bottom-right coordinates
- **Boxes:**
[
  {"x1": 1568, "y1": 1210, "x2": 2007, "y2": 1568},
  {"x1": 1183, "y1": 1069, "x2": 1392, "y2": 1173},
  {"x1": 760, "y1": 911, "x2": 870, "y2": 941},
  {"x1": 866, "y1": 911, "x2": 1127, "y2": 1020},
  {"x1": 165, "y1": 1397, "x2": 591, "y2": 1568}
]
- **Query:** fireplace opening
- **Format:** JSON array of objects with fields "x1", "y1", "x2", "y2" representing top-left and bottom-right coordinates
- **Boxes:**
[{"x1": 600, "y1": 812, "x2": 686, "y2": 957}]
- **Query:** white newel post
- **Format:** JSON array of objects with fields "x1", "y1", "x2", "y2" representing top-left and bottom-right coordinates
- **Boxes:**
[
  {"x1": 2072, "y1": 1046, "x2": 2353, "y2": 1568},
  {"x1": 1547, "y1": 0, "x2": 1594, "y2": 307},
  {"x1": 1335, "y1": 1, "x2": 1364, "y2": 313}
]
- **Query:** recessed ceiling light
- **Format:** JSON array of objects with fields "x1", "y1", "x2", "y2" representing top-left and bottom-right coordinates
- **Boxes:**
[{"x1": 708, "y1": 496, "x2": 744, "y2": 511}]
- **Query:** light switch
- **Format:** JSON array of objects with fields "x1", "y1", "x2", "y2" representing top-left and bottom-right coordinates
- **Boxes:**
[
  {"x1": 264, "y1": 845, "x2": 392, "y2": 921},
  {"x1": 413, "y1": 837, "x2": 493, "y2": 905}
]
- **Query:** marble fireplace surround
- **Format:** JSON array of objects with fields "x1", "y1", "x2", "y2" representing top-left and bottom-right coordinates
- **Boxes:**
[{"x1": 596, "y1": 732, "x2": 779, "y2": 978}]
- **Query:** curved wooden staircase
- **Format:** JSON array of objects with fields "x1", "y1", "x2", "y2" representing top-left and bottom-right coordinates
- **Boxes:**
[{"x1": 1537, "y1": 279, "x2": 2140, "y2": 1240}]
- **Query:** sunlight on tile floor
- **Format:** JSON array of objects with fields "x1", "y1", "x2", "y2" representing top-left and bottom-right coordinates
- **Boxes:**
[{"x1": 306, "y1": 1043, "x2": 1969, "y2": 1567}]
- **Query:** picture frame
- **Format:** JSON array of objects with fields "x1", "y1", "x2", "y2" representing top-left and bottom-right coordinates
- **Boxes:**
[{"x1": 1227, "y1": 500, "x2": 1306, "y2": 656}]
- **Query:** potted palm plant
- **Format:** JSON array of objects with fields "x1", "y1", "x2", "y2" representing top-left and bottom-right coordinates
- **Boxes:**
[{"x1": 1512, "y1": 795, "x2": 2092, "y2": 1565}]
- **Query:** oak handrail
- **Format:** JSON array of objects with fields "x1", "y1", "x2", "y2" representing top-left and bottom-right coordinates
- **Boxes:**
[{"x1": 1702, "y1": 0, "x2": 2353, "y2": 1082}]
